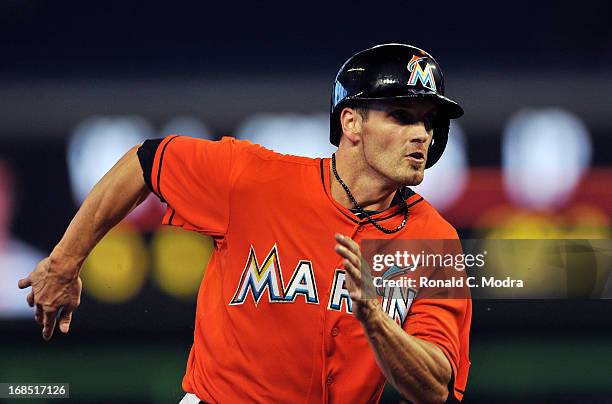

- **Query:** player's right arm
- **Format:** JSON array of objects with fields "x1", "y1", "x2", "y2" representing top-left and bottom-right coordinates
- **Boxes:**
[{"x1": 17, "y1": 145, "x2": 151, "y2": 341}]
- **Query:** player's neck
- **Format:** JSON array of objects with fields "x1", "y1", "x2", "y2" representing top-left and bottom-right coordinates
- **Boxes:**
[{"x1": 330, "y1": 152, "x2": 398, "y2": 212}]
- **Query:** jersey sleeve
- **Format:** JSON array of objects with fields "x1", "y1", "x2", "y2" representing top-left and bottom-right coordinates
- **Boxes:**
[
  {"x1": 404, "y1": 297, "x2": 471, "y2": 401},
  {"x1": 137, "y1": 135, "x2": 245, "y2": 236},
  {"x1": 402, "y1": 218, "x2": 472, "y2": 401}
]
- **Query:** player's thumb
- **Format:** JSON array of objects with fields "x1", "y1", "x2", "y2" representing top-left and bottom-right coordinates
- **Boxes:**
[
  {"x1": 58, "y1": 309, "x2": 73, "y2": 334},
  {"x1": 17, "y1": 276, "x2": 32, "y2": 289}
]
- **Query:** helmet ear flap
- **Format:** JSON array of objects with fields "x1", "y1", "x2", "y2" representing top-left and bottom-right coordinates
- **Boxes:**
[
  {"x1": 426, "y1": 117, "x2": 449, "y2": 168},
  {"x1": 330, "y1": 109, "x2": 342, "y2": 146}
]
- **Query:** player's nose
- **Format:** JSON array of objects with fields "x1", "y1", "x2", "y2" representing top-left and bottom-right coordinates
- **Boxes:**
[{"x1": 409, "y1": 122, "x2": 430, "y2": 143}]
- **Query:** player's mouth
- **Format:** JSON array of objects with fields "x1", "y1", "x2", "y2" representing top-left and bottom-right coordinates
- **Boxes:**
[{"x1": 406, "y1": 151, "x2": 425, "y2": 164}]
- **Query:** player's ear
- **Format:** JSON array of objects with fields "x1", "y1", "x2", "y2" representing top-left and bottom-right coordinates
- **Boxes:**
[{"x1": 339, "y1": 107, "x2": 363, "y2": 145}]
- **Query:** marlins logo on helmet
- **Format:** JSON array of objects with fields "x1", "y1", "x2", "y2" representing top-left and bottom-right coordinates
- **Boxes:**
[{"x1": 407, "y1": 55, "x2": 437, "y2": 91}]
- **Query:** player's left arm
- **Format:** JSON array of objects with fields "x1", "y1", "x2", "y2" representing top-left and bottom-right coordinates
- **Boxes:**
[{"x1": 335, "y1": 234, "x2": 451, "y2": 404}]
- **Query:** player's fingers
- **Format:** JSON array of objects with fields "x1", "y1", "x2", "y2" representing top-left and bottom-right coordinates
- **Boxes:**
[
  {"x1": 344, "y1": 267, "x2": 359, "y2": 289},
  {"x1": 58, "y1": 307, "x2": 74, "y2": 334},
  {"x1": 335, "y1": 244, "x2": 361, "y2": 269},
  {"x1": 345, "y1": 236, "x2": 361, "y2": 255},
  {"x1": 34, "y1": 304, "x2": 43, "y2": 325},
  {"x1": 334, "y1": 234, "x2": 360, "y2": 255},
  {"x1": 349, "y1": 289, "x2": 362, "y2": 301},
  {"x1": 347, "y1": 276, "x2": 370, "y2": 302},
  {"x1": 335, "y1": 244, "x2": 350, "y2": 263},
  {"x1": 359, "y1": 258, "x2": 377, "y2": 297},
  {"x1": 334, "y1": 233, "x2": 353, "y2": 250},
  {"x1": 343, "y1": 259, "x2": 362, "y2": 285},
  {"x1": 42, "y1": 309, "x2": 58, "y2": 341},
  {"x1": 18, "y1": 276, "x2": 32, "y2": 289},
  {"x1": 336, "y1": 233, "x2": 355, "y2": 252},
  {"x1": 26, "y1": 292, "x2": 34, "y2": 307}
]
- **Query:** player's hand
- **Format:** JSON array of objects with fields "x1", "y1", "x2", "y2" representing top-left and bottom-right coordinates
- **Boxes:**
[
  {"x1": 17, "y1": 257, "x2": 83, "y2": 341},
  {"x1": 334, "y1": 233, "x2": 380, "y2": 323}
]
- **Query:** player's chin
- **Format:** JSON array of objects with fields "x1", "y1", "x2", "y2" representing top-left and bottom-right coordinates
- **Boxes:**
[{"x1": 397, "y1": 170, "x2": 424, "y2": 187}]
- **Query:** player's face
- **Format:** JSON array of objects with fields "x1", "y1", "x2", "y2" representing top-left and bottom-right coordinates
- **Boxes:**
[{"x1": 359, "y1": 99, "x2": 437, "y2": 186}]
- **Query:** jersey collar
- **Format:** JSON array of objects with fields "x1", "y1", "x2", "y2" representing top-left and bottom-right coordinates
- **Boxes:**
[{"x1": 319, "y1": 157, "x2": 421, "y2": 226}]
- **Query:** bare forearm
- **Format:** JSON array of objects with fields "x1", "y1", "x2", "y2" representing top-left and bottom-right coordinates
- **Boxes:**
[
  {"x1": 334, "y1": 234, "x2": 454, "y2": 403},
  {"x1": 362, "y1": 303, "x2": 451, "y2": 404},
  {"x1": 50, "y1": 146, "x2": 150, "y2": 275}
]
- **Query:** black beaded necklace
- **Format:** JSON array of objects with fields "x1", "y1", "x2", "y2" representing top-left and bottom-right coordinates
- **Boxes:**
[{"x1": 331, "y1": 153, "x2": 408, "y2": 234}]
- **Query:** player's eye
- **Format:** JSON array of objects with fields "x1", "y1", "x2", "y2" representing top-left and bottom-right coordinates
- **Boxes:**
[
  {"x1": 390, "y1": 110, "x2": 418, "y2": 125},
  {"x1": 423, "y1": 113, "x2": 437, "y2": 131},
  {"x1": 390, "y1": 110, "x2": 435, "y2": 131}
]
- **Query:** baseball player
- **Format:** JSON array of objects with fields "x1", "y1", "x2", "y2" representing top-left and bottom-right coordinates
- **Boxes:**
[{"x1": 18, "y1": 43, "x2": 471, "y2": 403}]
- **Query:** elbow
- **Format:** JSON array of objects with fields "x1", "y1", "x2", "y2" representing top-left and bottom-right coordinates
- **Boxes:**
[
  {"x1": 392, "y1": 338, "x2": 455, "y2": 403},
  {"x1": 431, "y1": 383, "x2": 450, "y2": 404},
  {"x1": 398, "y1": 374, "x2": 450, "y2": 404},
  {"x1": 425, "y1": 349, "x2": 453, "y2": 403},
  {"x1": 429, "y1": 367, "x2": 452, "y2": 404},
  {"x1": 405, "y1": 383, "x2": 449, "y2": 404}
]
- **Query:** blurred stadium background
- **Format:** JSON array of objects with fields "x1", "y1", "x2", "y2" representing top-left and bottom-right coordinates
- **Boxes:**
[{"x1": 1, "y1": 1, "x2": 611, "y2": 403}]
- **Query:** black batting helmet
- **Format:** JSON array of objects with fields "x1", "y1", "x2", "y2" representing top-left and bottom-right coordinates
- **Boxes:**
[{"x1": 330, "y1": 43, "x2": 464, "y2": 168}]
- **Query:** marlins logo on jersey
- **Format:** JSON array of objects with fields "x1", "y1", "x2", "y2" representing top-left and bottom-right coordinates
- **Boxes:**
[
  {"x1": 229, "y1": 244, "x2": 415, "y2": 325},
  {"x1": 407, "y1": 55, "x2": 437, "y2": 91}
]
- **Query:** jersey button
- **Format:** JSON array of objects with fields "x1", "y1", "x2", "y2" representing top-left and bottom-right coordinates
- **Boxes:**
[
  {"x1": 326, "y1": 376, "x2": 334, "y2": 385},
  {"x1": 331, "y1": 327, "x2": 339, "y2": 337}
]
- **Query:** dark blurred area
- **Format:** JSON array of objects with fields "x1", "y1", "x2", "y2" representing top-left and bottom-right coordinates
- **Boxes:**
[
  {"x1": 1, "y1": 1, "x2": 612, "y2": 403},
  {"x1": 1, "y1": 1, "x2": 612, "y2": 76}
]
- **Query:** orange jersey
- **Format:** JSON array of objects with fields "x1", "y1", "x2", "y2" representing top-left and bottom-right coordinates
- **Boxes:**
[{"x1": 140, "y1": 135, "x2": 471, "y2": 403}]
